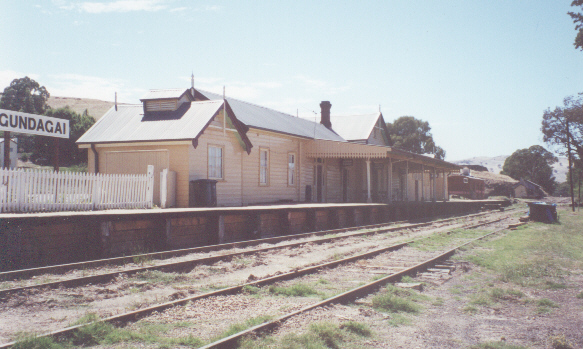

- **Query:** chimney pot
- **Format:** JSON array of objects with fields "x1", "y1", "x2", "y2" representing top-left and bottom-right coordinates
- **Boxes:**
[{"x1": 320, "y1": 101, "x2": 332, "y2": 129}]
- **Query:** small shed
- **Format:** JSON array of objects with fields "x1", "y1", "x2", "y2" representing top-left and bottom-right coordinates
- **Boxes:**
[{"x1": 513, "y1": 179, "x2": 546, "y2": 199}]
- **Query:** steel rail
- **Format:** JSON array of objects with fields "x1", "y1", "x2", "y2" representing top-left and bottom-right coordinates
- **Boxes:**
[
  {"x1": 0, "y1": 215, "x2": 512, "y2": 349},
  {"x1": 0, "y1": 210, "x2": 503, "y2": 281},
  {"x1": 201, "y1": 224, "x2": 510, "y2": 349},
  {"x1": 0, "y1": 211, "x2": 509, "y2": 298}
]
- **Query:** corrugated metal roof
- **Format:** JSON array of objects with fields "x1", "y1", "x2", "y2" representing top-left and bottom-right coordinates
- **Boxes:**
[
  {"x1": 198, "y1": 90, "x2": 345, "y2": 141},
  {"x1": 330, "y1": 113, "x2": 380, "y2": 141},
  {"x1": 77, "y1": 100, "x2": 224, "y2": 143},
  {"x1": 140, "y1": 89, "x2": 189, "y2": 100}
]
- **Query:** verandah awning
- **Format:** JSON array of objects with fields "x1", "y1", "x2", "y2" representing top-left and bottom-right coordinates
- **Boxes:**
[{"x1": 304, "y1": 139, "x2": 460, "y2": 171}]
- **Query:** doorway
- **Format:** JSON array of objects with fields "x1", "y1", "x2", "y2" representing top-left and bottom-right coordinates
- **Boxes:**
[
  {"x1": 315, "y1": 164, "x2": 324, "y2": 203},
  {"x1": 342, "y1": 168, "x2": 349, "y2": 202}
]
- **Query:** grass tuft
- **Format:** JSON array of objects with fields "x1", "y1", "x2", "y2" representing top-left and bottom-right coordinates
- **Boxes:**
[
  {"x1": 537, "y1": 298, "x2": 559, "y2": 308},
  {"x1": 309, "y1": 322, "x2": 343, "y2": 349},
  {"x1": 242, "y1": 285, "x2": 261, "y2": 295},
  {"x1": 340, "y1": 321, "x2": 372, "y2": 337},
  {"x1": 549, "y1": 334, "x2": 574, "y2": 349},
  {"x1": 212, "y1": 315, "x2": 273, "y2": 342},
  {"x1": 12, "y1": 333, "x2": 64, "y2": 349},
  {"x1": 269, "y1": 283, "x2": 319, "y2": 297},
  {"x1": 545, "y1": 281, "x2": 568, "y2": 289},
  {"x1": 372, "y1": 293, "x2": 420, "y2": 313},
  {"x1": 472, "y1": 341, "x2": 527, "y2": 349}
]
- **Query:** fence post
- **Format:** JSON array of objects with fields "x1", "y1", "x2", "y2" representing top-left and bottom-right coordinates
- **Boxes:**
[
  {"x1": 93, "y1": 173, "x2": 102, "y2": 210},
  {"x1": 16, "y1": 169, "x2": 24, "y2": 211},
  {"x1": 146, "y1": 165, "x2": 154, "y2": 208}
]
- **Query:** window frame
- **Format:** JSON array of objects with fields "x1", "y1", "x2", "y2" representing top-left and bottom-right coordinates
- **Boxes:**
[
  {"x1": 259, "y1": 148, "x2": 270, "y2": 186},
  {"x1": 287, "y1": 152, "x2": 296, "y2": 186},
  {"x1": 208, "y1": 145, "x2": 224, "y2": 180}
]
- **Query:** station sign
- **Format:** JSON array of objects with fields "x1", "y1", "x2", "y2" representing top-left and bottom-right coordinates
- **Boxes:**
[{"x1": 0, "y1": 108, "x2": 69, "y2": 139}]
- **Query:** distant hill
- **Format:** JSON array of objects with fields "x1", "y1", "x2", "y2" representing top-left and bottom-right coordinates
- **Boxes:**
[
  {"x1": 0, "y1": 93, "x2": 118, "y2": 120},
  {"x1": 453, "y1": 155, "x2": 569, "y2": 183},
  {"x1": 46, "y1": 96, "x2": 116, "y2": 120}
]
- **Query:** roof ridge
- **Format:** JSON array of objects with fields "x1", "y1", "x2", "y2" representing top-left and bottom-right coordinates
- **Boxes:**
[
  {"x1": 199, "y1": 89, "x2": 305, "y2": 121},
  {"x1": 331, "y1": 112, "x2": 380, "y2": 117}
]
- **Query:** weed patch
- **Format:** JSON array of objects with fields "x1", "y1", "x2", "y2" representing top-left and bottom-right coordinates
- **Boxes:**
[
  {"x1": 463, "y1": 305, "x2": 478, "y2": 314},
  {"x1": 212, "y1": 315, "x2": 273, "y2": 342},
  {"x1": 549, "y1": 334, "x2": 574, "y2": 349},
  {"x1": 472, "y1": 341, "x2": 527, "y2": 349},
  {"x1": 372, "y1": 293, "x2": 420, "y2": 313},
  {"x1": 12, "y1": 333, "x2": 64, "y2": 349},
  {"x1": 242, "y1": 285, "x2": 261, "y2": 295},
  {"x1": 387, "y1": 313, "x2": 412, "y2": 326},
  {"x1": 340, "y1": 321, "x2": 372, "y2": 337},
  {"x1": 269, "y1": 283, "x2": 319, "y2": 297},
  {"x1": 465, "y1": 217, "x2": 583, "y2": 288},
  {"x1": 545, "y1": 281, "x2": 568, "y2": 289},
  {"x1": 134, "y1": 270, "x2": 187, "y2": 284}
]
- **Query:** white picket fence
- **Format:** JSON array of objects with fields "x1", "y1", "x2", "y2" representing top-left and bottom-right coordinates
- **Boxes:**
[{"x1": 0, "y1": 165, "x2": 154, "y2": 213}]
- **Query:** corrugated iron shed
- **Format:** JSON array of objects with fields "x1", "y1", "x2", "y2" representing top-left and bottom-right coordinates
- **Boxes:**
[
  {"x1": 77, "y1": 100, "x2": 225, "y2": 143},
  {"x1": 198, "y1": 90, "x2": 345, "y2": 142}
]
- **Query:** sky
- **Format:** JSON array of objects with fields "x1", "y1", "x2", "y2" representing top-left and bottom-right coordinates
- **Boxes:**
[{"x1": 1, "y1": 0, "x2": 583, "y2": 161}]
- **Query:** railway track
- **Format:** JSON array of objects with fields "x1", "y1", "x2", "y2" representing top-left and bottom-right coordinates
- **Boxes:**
[
  {"x1": 202, "y1": 225, "x2": 510, "y2": 349},
  {"x1": 0, "y1": 209, "x2": 519, "y2": 348},
  {"x1": 0, "y1": 210, "x2": 512, "y2": 297}
]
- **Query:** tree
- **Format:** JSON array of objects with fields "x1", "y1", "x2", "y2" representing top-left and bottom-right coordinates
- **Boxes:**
[
  {"x1": 542, "y1": 95, "x2": 583, "y2": 162},
  {"x1": 569, "y1": 0, "x2": 583, "y2": 50},
  {"x1": 30, "y1": 107, "x2": 95, "y2": 166},
  {"x1": 501, "y1": 145, "x2": 557, "y2": 194},
  {"x1": 0, "y1": 77, "x2": 50, "y2": 154},
  {"x1": 554, "y1": 158, "x2": 583, "y2": 195},
  {"x1": 386, "y1": 116, "x2": 446, "y2": 159},
  {"x1": 0, "y1": 76, "x2": 50, "y2": 114}
]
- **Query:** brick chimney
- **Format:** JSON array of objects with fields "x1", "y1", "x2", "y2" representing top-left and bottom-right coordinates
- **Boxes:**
[{"x1": 320, "y1": 101, "x2": 332, "y2": 129}]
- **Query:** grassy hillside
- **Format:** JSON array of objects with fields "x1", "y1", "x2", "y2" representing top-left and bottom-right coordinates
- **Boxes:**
[{"x1": 455, "y1": 155, "x2": 569, "y2": 183}]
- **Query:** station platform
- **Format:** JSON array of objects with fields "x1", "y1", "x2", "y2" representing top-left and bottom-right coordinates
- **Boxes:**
[{"x1": 0, "y1": 200, "x2": 509, "y2": 272}]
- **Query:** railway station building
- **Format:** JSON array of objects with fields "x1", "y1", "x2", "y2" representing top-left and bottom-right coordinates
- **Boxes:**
[{"x1": 77, "y1": 82, "x2": 460, "y2": 208}]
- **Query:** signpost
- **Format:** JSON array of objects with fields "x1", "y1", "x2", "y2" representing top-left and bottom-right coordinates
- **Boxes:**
[{"x1": 0, "y1": 109, "x2": 70, "y2": 171}]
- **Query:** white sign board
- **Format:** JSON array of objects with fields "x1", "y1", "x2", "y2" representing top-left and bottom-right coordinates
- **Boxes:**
[{"x1": 0, "y1": 109, "x2": 69, "y2": 139}]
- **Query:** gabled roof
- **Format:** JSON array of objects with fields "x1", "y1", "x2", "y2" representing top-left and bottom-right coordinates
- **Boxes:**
[
  {"x1": 330, "y1": 113, "x2": 383, "y2": 142},
  {"x1": 140, "y1": 89, "x2": 192, "y2": 101},
  {"x1": 77, "y1": 100, "x2": 251, "y2": 151},
  {"x1": 197, "y1": 90, "x2": 345, "y2": 141}
]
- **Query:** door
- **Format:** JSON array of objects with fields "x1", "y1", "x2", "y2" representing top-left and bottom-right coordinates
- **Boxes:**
[
  {"x1": 342, "y1": 168, "x2": 349, "y2": 203},
  {"x1": 415, "y1": 180, "x2": 419, "y2": 202},
  {"x1": 315, "y1": 164, "x2": 324, "y2": 203}
]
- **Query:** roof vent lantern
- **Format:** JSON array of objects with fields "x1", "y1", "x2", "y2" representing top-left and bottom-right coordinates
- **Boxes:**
[
  {"x1": 320, "y1": 101, "x2": 332, "y2": 129},
  {"x1": 140, "y1": 89, "x2": 193, "y2": 113}
]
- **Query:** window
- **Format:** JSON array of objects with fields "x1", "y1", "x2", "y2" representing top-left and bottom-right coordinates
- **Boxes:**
[
  {"x1": 288, "y1": 153, "x2": 296, "y2": 186},
  {"x1": 260, "y1": 148, "x2": 269, "y2": 185},
  {"x1": 208, "y1": 146, "x2": 223, "y2": 179}
]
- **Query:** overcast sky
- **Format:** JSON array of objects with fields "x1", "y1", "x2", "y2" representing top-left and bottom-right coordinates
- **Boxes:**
[{"x1": 2, "y1": 0, "x2": 583, "y2": 160}]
